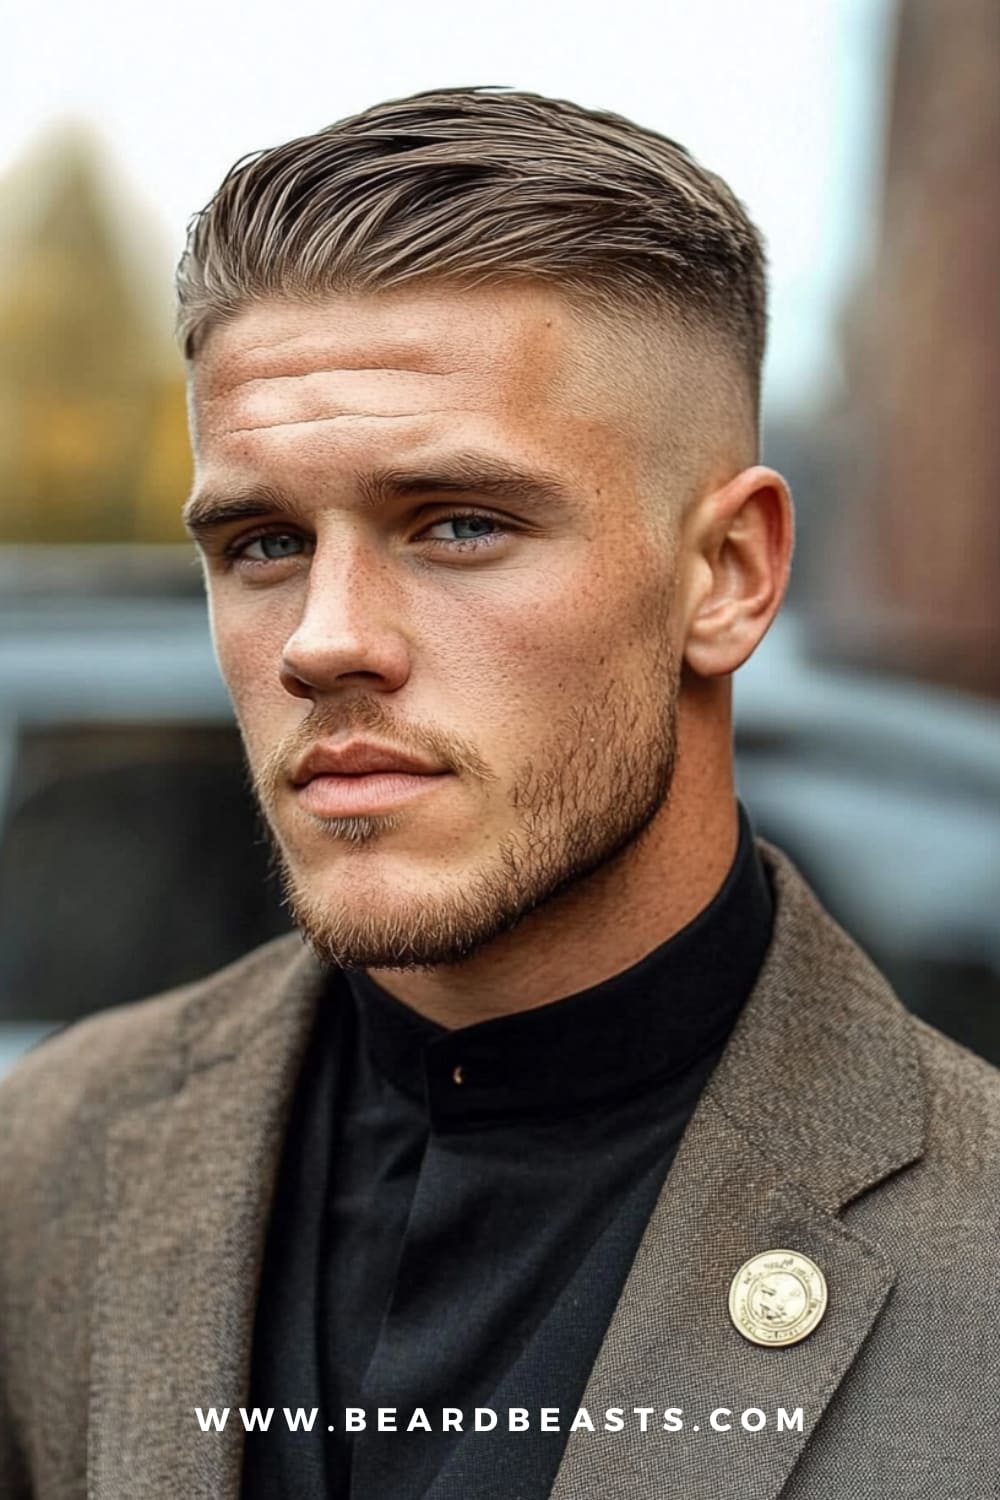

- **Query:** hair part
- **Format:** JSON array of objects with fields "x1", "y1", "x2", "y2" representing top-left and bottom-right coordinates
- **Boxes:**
[{"x1": 175, "y1": 86, "x2": 769, "y2": 436}]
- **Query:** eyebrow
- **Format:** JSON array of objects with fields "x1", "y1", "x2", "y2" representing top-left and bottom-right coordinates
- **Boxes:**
[{"x1": 182, "y1": 453, "x2": 576, "y2": 543}]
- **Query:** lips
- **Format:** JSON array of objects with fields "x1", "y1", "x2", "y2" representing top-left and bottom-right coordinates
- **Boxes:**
[
  {"x1": 288, "y1": 738, "x2": 451, "y2": 818},
  {"x1": 291, "y1": 739, "x2": 446, "y2": 785}
]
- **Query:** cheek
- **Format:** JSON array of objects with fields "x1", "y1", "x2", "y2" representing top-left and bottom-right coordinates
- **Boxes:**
[
  {"x1": 450, "y1": 571, "x2": 623, "y2": 727},
  {"x1": 209, "y1": 594, "x2": 291, "y2": 728}
]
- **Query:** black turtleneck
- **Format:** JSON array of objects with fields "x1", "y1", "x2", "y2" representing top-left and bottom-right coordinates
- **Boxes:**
[{"x1": 242, "y1": 802, "x2": 773, "y2": 1500}]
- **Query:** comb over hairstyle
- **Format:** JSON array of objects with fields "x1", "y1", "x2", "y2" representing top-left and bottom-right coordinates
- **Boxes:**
[{"x1": 176, "y1": 86, "x2": 768, "y2": 416}]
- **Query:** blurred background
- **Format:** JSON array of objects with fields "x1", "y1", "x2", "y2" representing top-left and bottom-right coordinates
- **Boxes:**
[{"x1": 1, "y1": 0, "x2": 998, "y2": 1072}]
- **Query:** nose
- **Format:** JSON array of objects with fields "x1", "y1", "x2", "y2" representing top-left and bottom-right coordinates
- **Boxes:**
[{"x1": 279, "y1": 535, "x2": 412, "y2": 701}]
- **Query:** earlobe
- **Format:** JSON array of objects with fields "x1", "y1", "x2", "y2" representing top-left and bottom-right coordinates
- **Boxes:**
[{"x1": 681, "y1": 465, "x2": 794, "y2": 679}]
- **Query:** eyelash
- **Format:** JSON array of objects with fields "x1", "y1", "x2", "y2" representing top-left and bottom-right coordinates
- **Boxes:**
[{"x1": 223, "y1": 511, "x2": 509, "y2": 567}]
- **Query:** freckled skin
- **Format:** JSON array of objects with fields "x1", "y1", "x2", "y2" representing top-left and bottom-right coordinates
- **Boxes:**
[{"x1": 188, "y1": 283, "x2": 793, "y2": 1027}]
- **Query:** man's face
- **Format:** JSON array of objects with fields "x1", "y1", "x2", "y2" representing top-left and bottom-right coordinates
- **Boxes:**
[{"x1": 187, "y1": 283, "x2": 685, "y2": 970}]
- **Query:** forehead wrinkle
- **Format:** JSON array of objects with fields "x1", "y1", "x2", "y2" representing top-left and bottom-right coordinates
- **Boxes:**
[
  {"x1": 195, "y1": 300, "x2": 558, "y2": 410},
  {"x1": 208, "y1": 365, "x2": 458, "y2": 402},
  {"x1": 199, "y1": 364, "x2": 478, "y2": 439},
  {"x1": 223, "y1": 409, "x2": 460, "y2": 436},
  {"x1": 198, "y1": 314, "x2": 476, "y2": 393}
]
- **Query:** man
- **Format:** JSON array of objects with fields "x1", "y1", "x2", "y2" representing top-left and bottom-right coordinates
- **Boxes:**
[{"x1": 1, "y1": 87, "x2": 998, "y2": 1500}]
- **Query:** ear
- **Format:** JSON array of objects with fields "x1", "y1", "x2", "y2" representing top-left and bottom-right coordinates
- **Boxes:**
[{"x1": 680, "y1": 465, "x2": 794, "y2": 677}]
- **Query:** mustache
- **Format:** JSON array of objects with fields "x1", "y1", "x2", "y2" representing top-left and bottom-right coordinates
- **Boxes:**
[{"x1": 251, "y1": 697, "x2": 496, "y2": 807}]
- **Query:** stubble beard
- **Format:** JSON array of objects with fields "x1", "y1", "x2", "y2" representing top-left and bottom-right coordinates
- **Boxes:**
[{"x1": 251, "y1": 635, "x2": 680, "y2": 972}]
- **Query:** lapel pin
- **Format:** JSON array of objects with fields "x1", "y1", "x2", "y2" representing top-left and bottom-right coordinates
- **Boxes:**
[{"x1": 728, "y1": 1249, "x2": 828, "y2": 1347}]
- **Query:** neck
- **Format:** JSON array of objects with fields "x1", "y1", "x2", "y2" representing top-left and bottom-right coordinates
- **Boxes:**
[{"x1": 367, "y1": 680, "x2": 738, "y2": 1029}]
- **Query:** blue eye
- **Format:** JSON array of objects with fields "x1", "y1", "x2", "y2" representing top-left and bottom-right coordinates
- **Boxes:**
[
  {"x1": 423, "y1": 513, "x2": 505, "y2": 547},
  {"x1": 240, "y1": 532, "x2": 305, "y2": 561}
]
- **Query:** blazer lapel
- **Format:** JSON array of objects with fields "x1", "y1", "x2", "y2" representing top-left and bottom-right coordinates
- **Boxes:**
[
  {"x1": 550, "y1": 842, "x2": 926, "y2": 1500},
  {"x1": 87, "y1": 937, "x2": 327, "y2": 1500}
]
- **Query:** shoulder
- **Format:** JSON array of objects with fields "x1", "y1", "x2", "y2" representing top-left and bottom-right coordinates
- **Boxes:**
[
  {"x1": 0, "y1": 932, "x2": 314, "y2": 1441},
  {"x1": 0, "y1": 932, "x2": 306, "y2": 1158},
  {"x1": 751, "y1": 837, "x2": 1000, "y2": 1203}
]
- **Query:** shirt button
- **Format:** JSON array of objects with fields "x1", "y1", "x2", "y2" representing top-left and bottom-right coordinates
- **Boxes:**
[{"x1": 451, "y1": 1064, "x2": 465, "y2": 1086}]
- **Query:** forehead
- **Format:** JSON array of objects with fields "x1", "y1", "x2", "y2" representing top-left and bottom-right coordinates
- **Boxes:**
[{"x1": 190, "y1": 283, "x2": 606, "y2": 448}]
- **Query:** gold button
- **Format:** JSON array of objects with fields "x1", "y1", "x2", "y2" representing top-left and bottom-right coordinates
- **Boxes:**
[
  {"x1": 728, "y1": 1249, "x2": 828, "y2": 1347},
  {"x1": 451, "y1": 1064, "x2": 464, "y2": 1085}
]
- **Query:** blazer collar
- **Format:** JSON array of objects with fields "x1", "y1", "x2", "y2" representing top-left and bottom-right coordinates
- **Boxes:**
[
  {"x1": 87, "y1": 841, "x2": 925, "y2": 1500},
  {"x1": 704, "y1": 839, "x2": 924, "y2": 1213}
]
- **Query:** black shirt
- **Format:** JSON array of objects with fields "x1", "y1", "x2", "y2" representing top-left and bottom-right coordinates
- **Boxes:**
[{"x1": 242, "y1": 802, "x2": 773, "y2": 1500}]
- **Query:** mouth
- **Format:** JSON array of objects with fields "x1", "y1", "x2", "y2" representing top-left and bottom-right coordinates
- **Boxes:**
[{"x1": 294, "y1": 769, "x2": 452, "y2": 817}]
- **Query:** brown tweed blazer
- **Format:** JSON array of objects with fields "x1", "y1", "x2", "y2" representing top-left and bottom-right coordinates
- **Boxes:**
[{"x1": 1, "y1": 841, "x2": 999, "y2": 1499}]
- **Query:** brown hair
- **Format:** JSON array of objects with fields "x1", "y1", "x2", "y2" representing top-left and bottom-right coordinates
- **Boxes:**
[{"x1": 175, "y1": 86, "x2": 768, "y2": 418}]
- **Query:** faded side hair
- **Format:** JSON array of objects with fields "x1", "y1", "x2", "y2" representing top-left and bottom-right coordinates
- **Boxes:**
[{"x1": 175, "y1": 85, "x2": 768, "y2": 420}]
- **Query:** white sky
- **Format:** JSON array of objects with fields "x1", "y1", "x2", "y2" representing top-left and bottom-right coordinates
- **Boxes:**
[{"x1": 6, "y1": 0, "x2": 895, "y2": 415}]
